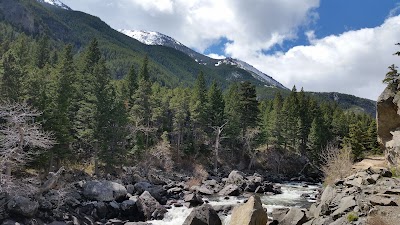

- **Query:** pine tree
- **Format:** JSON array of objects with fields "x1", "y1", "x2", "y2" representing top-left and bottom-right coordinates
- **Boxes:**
[
  {"x1": 267, "y1": 92, "x2": 284, "y2": 148},
  {"x1": 123, "y1": 64, "x2": 138, "y2": 106},
  {"x1": 51, "y1": 44, "x2": 76, "y2": 166},
  {"x1": 0, "y1": 51, "x2": 24, "y2": 101},
  {"x1": 33, "y1": 36, "x2": 50, "y2": 69},
  {"x1": 238, "y1": 81, "x2": 259, "y2": 133},
  {"x1": 189, "y1": 71, "x2": 208, "y2": 153},
  {"x1": 343, "y1": 121, "x2": 365, "y2": 160},
  {"x1": 207, "y1": 80, "x2": 225, "y2": 127},
  {"x1": 224, "y1": 83, "x2": 242, "y2": 142}
]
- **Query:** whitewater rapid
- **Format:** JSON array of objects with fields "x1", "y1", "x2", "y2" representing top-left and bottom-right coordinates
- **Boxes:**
[{"x1": 149, "y1": 182, "x2": 320, "y2": 225}]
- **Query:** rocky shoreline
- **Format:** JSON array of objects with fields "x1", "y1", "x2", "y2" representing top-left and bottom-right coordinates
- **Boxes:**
[{"x1": 0, "y1": 169, "x2": 285, "y2": 225}]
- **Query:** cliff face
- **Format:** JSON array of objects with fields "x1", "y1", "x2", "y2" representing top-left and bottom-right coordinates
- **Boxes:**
[{"x1": 377, "y1": 85, "x2": 400, "y2": 165}]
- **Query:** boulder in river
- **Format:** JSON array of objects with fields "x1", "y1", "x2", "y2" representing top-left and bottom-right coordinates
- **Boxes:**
[
  {"x1": 137, "y1": 191, "x2": 167, "y2": 220},
  {"x1": 229, "y1": 195, "x2": 268, "y2": 225},
  {"x1": 183, "y1": 203, "x2": 221, "y2": 225}
]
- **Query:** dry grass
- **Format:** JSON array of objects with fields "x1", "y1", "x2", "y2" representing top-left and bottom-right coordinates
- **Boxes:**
[{"x1": 321, "y1": 144, "x2": 353, "y2": 185}]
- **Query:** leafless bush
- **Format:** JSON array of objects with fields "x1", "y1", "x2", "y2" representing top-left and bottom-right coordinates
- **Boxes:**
[
  {"x1": 0, "y1": 102, "x2": 55, "y2": 176},
  {"x1": 321, "y1": 144, "x2": 353, "y2": 185},
  {"x1": 186, "y1": 164, "x2": 208, "y2": 188},
  {"x1": 149, "y1": 132, "x2": 174, "y2": 172}
]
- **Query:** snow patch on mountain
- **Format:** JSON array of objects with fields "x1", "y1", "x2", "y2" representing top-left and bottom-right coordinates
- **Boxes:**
[
  {"x1": 216, "y1": 58, "x2": 287, "y2": 89},
  {"x1": 119, "y1": 29, "x2": 184, "y2": 47},
  {"x1": 119, "y1": 29, "x2": 287, "y2": 89},
  {"x1": 36, "y1": 0, "x2": 71, "y2": 10}
]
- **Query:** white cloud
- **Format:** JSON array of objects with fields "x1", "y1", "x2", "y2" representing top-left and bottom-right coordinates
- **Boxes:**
[
  {"x1": 247, "y1": 16, "x2": 400, "y2": 100},
  {"x1": 60, "y1": 0, "x2": 397, "y2": 100},
  {"x1": 62, "y1": 0, "x2": 319, "y2": 53}
]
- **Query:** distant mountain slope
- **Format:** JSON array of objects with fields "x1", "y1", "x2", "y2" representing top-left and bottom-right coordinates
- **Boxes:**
[
  {"x1": 120, "y1": 29, "x2": 287, "y2": 89},
  {"x1": 36, "y1": 0, "x2": 71, "y2": 10},
  {"x1": 0, "y1": 0, "x2": 376, "y2": 115}
]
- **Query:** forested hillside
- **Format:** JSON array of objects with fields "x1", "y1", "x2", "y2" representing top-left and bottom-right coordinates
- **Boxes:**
[{"x1": 0, "y1": 0, "x2": 380, "y2": 178}]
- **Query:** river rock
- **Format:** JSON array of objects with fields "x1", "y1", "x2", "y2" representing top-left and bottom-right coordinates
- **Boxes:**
[
  {"x1": 184, "y1": 193, "x2": 204, "y2": 207},
  {"x1": 137, "y1": 191, "x2": 167, "y2": 220},
  {"x1": 331, "y1": 195, "x2": 356, "y2": 218},
  {"x1": 368, "y1": 195, "x2": 398, "y2": 206},
  {"x1": 218, "y1": 184, "x2": 240, "y2": 196},
  {"x1": 227, "y1": 170, "x2": 245, "y2": 185},
  {"x1": 279, "y1": 207, "x2": 307, "y2": 225},
  {"x1": 183, "y1": 203, "x2": 221, "y2": 225},
  {"x1": 229, "y1": 195, "x2": 268, "y2": 225},
  {"x1": 7, "y1": 196, "x2": 39, "y2": 218},
  {"x1": 133, "y1": 182, "x2": 153, "y2": 194},
  {"x1": 83, "y1": 180, "x2": 127, "y2": 202}
]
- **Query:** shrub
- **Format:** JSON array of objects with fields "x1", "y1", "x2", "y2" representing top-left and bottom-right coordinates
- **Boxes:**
[
  {"x1": 321, "y1": 144, "x2": 353, "y2": 185},
  {"x1": 347, "y1": 212, "x2": 358, "y2": 222}
]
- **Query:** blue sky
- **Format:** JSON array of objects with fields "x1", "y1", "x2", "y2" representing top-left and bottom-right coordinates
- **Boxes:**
[
  {"x1": 205, "y1": 0, "x2": 400, "y2": 57},
  {"x1": 62, "y1": 0, "x2": 400, "y2": 100}
]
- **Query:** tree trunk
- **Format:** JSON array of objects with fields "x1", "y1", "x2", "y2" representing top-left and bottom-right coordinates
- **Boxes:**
[{"x1": 94, "y1": 142, "x2": 99, "y2": 176}]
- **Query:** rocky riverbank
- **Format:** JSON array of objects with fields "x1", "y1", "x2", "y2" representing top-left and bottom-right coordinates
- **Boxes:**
[
  {"x1": 0, "y1": 169, "x2": 285, "y2": 225},
  {"x1": 271, "y1": 166, "x2": 400, "y2": 225}
]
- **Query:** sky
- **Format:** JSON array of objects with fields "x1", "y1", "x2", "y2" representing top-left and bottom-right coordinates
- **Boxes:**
[{"x1": 61, "y1": 0, "x2": 400, "y2": 100}]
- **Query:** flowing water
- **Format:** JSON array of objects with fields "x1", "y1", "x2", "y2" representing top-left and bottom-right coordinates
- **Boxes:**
[{"x1": 150, "y1": 182, "x2": 321, "y2": 225}]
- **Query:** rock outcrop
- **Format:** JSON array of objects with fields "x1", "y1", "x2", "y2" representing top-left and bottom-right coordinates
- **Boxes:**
[
  {"x1": 377, "y1": 85, "x2": 400, "y2": 165},
  {"x1": 229, "y1": 195, "x2": 268, "y2": 225},
  {"x1": 302, "y1": 167, "x2": 400, "y2": 225}
]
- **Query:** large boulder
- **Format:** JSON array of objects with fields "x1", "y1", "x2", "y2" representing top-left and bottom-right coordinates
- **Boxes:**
[
  {"x1": 229, "y1": 195, "x2": 268, "y2": 225},
  {"x1": 183, "y1": 204, "x2": 221, "y2": 225},
  {"x1": 83, "y1": 180, "x2": 127, "y2": 202},
  {"x1": 136, "y1": 191, "x2": 167, "y2": 220},
  {"x1": 279, "y1": 208, "x2": 307, "y2": 225},
  {"x1": 7, "y1": 196, "x2": 39, "y2": 218},
  {"x1": 184, "y1": 193, "x2": 204, "y2": 207},
  {"x1": 227, "y1": 170, "x2": 245, "y2": 185},
  {"x1": 218, "y1": 184, "x2": 240, "y2": 196},
  {"x1": 377, "y1": 85, "x2": 400, "y2": 165}
]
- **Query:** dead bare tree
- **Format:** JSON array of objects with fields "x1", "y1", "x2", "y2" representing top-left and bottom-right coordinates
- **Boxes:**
[
  {"x1": 243, "y1": 127, "x2": 261, "y2": 170},
  {"x1": 212, "y1": 121, "x2": 228, "y2": 173},
  {"x1": 0, "y1": 102, "x2": 55, "y2": 178}
]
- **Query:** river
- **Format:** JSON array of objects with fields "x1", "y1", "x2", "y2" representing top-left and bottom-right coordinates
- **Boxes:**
[{"x1": 149, "y1": 182, "x2": 321, "y2": 225}]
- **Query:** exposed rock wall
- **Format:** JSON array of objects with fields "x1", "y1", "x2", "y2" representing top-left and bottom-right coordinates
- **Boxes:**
[{"x1": 377, "y1": 85, "x2": 400, "y2": 165}]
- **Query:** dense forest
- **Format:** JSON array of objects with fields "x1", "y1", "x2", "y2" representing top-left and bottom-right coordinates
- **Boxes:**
[{"x1": 0, "y1": 30, "x2": 379, "y2": 179}]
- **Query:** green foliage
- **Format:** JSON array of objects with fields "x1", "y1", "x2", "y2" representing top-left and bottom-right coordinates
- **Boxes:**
[{"x1": 347, "y1": 212, "x2": 359, "y2": 222}]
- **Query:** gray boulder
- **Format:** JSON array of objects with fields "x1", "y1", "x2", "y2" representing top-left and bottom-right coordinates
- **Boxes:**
[
  {"x1": 184, "y1": 193, "x2": 204, "y2": 207},
  {"x1": 183, "y1": 203, "x2": 221, "y2": 225},
  {"x1": 133, "y1": 182, "x2": 153, "y2": 194},
  {"x1": 280, "y1": 207, "x2": 307, "y2": 225},
  {"x1": 331, "y1": 195, "x2": 356, "y2": 218},
  {"x1": 227, "y1": 170, "x2": 245, "y2": 185},
  {"x1": 83, "y1": 180, "x2": 127, "y2": 202},
  {"x1": 7, "y1": 196, "x2": 39, "y2": 218},
  {"x1": 137, "y1": 191, "x2": 167, "y2": 220},
  {"x1": 218, "y1": 184, "x2": 240, "y2": 196},
  {"x1": 229, "y1": 195, "x2": 268, "y2": 225}
]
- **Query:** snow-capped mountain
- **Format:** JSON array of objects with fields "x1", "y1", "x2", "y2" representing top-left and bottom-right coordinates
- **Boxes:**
[
  {"x1": 119, "y1": 29, "x2": 287, "y2": 89},
  {"x1": 215, "y1": 58, "x2": 287, "y2": 89},
  {"x1": 36, "y1": 0, "x2": 71, "y2": 10},
  {"x1": 119, "y1": 29, "x2": 212, "y2": 64}
]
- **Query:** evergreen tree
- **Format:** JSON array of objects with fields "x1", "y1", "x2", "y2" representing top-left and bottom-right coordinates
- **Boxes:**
[
  {"x1": 343, "y1": 121, "x2": 365, "y2": 160},
  {"x1": 1, "y1": 51, "x2": 24, "y2": 101},
  {"x1": 189, "y1": 71, "x2": 208, "y2": 153},
  {"x1": 123, "y1": 64, "x2": 138, "y2": 106},
  {"x1": 224, "y1": 82, "x2": 242, "y2": 142},
  {"x1": 51, "y1": 44, "x2": 76, "y2": 165},
  {"x1": 207, "y1": 80, "x2": 225, "y2": 127},
  {"x1": 238, "y1": 81, "x2": 259, "y2": 133},
  {"x1": 33, "y1": 36, "x2": 50, "y2": 69},
  {"x1": 267, "y1": 92, "x2": 284, "y2": 148}
]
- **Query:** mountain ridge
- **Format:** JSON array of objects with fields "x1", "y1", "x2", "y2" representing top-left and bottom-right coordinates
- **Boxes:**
[{"x1": 119, "y1": 29, "x2": 288, "y2": 89}]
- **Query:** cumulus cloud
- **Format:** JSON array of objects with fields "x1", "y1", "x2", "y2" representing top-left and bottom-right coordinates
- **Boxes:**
[
  {"x1": 248, "y1": 16, "x2": 400, "y2": 100},
  {"x1": 61, "y1": 0, "x2": 398, "y2": 100},
  {"x1": 62, "y1": 0, "x2": 319, "y2": 53}
]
